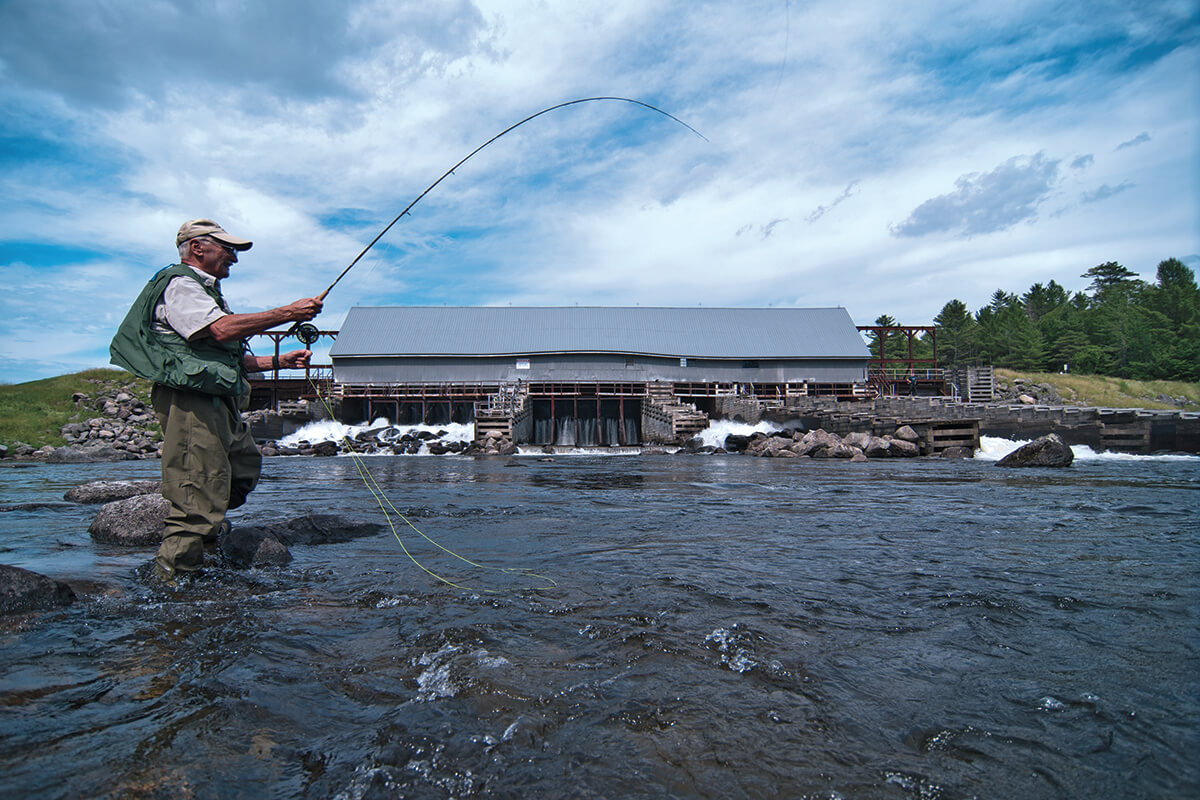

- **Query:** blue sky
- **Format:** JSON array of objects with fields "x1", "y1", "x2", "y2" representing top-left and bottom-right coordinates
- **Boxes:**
[{"x1": 1, "y1": 0, "x2": 1197, "y2": 383}]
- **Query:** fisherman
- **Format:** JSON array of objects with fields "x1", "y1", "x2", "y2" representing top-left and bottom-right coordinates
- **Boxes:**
[{"x1": 110, "y1": 219, "x2": 322, "y2": 580}]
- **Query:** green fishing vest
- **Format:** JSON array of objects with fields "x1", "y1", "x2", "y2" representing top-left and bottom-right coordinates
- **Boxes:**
[{"x1": 109, "y1": 264, "x2": 249, "y2": 397}]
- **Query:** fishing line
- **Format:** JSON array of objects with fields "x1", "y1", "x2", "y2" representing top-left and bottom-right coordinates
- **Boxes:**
[
  {"x1": 305, "y1": 375, "x2": 556, "y2": 594},
  {"x1": 284, "y1": 97, "x2": 704, "y2": 589}
]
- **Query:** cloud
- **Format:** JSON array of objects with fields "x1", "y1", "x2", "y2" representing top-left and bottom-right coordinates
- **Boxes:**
[
  {"x1": 0, "y1": 0, "x2": 1196, "y2": 382},
  {"x1": 1116, "y1": 131, "x2": 1152, "y2": 150},
  {"x1": 0, "y1": 0, "x2": 491, "y2": 110},
  {"x1": 1081, "y1": 181, "x2": 1135, "y2": 204},
  {"x1": 890, "y1": 153, "x2": 1061, "y2": 238},
  {"x1": 806, "y1": 181, "x2": 860, "y2": 223}
]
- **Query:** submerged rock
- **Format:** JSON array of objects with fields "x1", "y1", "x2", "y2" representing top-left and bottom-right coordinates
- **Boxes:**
[
  {"x1": 0, "y1": 564, "x2": 75, "y2": 615},
  {"x1": 88, "y1": 494, "x2": 168, "y2": 546},
  {"x1": 65, "y1": 480, "x2": 161, "y2": 504},
  {"x1": 996, "y1": 434, "x2": 1074, "y2": 468},
  {"x1": 221, "y1": 526, "x2": 293, "y2": 568}
]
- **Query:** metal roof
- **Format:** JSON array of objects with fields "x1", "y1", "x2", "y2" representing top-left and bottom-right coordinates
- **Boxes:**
[{"x1": 330, "y1": 306, "x2": 870, "y2": 360}]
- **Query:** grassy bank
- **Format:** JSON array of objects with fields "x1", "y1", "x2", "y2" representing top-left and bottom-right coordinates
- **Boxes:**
[
  {"x1": 995, "y1": 369, "x2": 1200, "y2": 411},
  {"x1": 0, "y1": 369, "x2": 153, "y2": 450}
]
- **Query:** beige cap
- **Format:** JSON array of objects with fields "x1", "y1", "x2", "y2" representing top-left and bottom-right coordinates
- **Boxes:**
[{"x1": 176, "y1": 219, "x2": 253, "y2": 250}]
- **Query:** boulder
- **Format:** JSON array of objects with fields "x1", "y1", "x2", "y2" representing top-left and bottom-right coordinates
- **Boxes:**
[
  {"x1": 940, "y1": 446, "x2": 975, "y2": 459},
  {"x1": 88, "y1": 493, "x2": 168, "y2": 546},
  {"x1": 221, "y1": 526, "x2": 292, "y2": 568},
  {"x1": 888, "y1": 438, "x2": 920, "y2": 458},
  {"x1": 865, "y1": 438, "x2": 894, "y2": 458},
  {"x1": 64, "y1": 480, "x2": 161, "y2": 504},
  {"x1": 792, "y1": 429, "x2": 843, "y2": 457},
  {"x1": 45, "y1": 447, "x2": 99, "y2": 464},
  {"x1": 0, "y1": 564, "x2": 76, "y2": 615},
  {"x1": 850, "y1": 451, "x2": 869, "y2": 462},
  {"x1": 996, "y1": 434, "x2": 1074, "y2": 468},
  {"x1": 310, "y1": 440, "x2": 340, "y2": 457},
  {"x1": 723, "y1": 434, "x2": 751, "y2": 453},
  {"x1": 893, "y1": 425, "x2": 921, "y2": 443},
  {"x1": 271, "y1": 513, "x2": 384, "y2": 546},
  {"x1": 841, "y1": 431, "x2": 873, "y2": 450}
]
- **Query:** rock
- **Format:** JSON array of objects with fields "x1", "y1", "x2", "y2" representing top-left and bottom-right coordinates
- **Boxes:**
[
  {"x1": 888, "y1": 438, "x2": 920, "y2": 458},
  {"x1": 272, "y1": 513, "x2": 384, "y2": 546},
  {"x1": 221, "y1": 526, "x2": 292, "y2": 568},
  {"x1": 996, "y1": 434, "x2": 1074, "y2": 468},
  {"x1": 1018, "y1": 394, "x2": 1036, "y2": 405},
  {"x1": 88, "y1": 494, "x2": 168, "y2": 546},
  {"x1": 842, "y1": 431, "x2": 873, "y2": 450},
  {"x1": 813, "y1": 442, "x2": 857, "y2": 459},
  {"x1": 723, "y1": 434, "x2": 752, "y2": 452},
  {"x1": 0, "y1": 444, "x2": 7, "y2": 459},
  {"x1": 45, "y1": 447, "x2": 97, "y2": 464},
  {"x1": 0, "y1": 564, "x2": 75, "y2": 615},
  {"x1": 865, "y1": 438, "x2": 893, "y2": 458},
  {"x1": 940, "y1": 446, "x2": 975, "y2": 459},
  {"x1": 310, "y1": 440, "x2": 340, "y2": 457},
  {"x1": 893, "y1": 425, "x2": 920, "y2": 443},
  {"x1": 792, "y1": 429, "x2": 843, "y2": 457},
  {"x1": 64, "y1": 480, "x2": 161, "y2": 504},
  {"x1": 850, "y1": 451, "x2": 869, "y2": 462}
]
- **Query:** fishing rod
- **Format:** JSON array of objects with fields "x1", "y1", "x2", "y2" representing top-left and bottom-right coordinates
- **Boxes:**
[{"x1": 287, "y1": 96, "x2": 706, "y2": 345}]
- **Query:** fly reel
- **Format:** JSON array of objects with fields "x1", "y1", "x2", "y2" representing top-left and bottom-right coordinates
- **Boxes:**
[{"x1": 292, "y1": 323, "x2": 320, "y2": 346}]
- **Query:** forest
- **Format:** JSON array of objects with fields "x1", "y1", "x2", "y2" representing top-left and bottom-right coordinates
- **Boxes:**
[{"x1": 871, "y1": 258, "x2": 1200, "y2": 382}]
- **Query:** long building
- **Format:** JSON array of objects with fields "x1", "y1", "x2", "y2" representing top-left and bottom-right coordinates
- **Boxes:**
[{"x1": 328, "y1": 306, "x2": 871, "y2": 444}]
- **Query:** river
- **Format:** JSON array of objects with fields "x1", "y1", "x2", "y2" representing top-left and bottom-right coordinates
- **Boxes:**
[{"x1": 1, "y1": 444, "x2": 1197, "y2": 798}]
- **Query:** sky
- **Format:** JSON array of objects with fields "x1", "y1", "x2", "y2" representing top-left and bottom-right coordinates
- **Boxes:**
[{"x1": 1, "y1": 0, "x2": 1197, "y2": 383}]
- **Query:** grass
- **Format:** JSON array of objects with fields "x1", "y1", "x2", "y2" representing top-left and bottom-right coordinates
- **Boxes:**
[
  {"x1": 995, "y1": 368, "x2": 1200, "y2": 411},
  {"x1": 0, "y1": 369, "x2": 155, "y2": 450}
]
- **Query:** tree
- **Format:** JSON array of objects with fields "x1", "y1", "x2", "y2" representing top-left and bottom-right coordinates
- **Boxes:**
[
  {"x1": 933, "y1": 299, "x2": 977, "y2": 366},
  {"x1": 1082, "y1": 261, "x2": 1139, "y2": 297},
  {"x1": 869, "y1": 314, "x2": 900, "y2": 362}
]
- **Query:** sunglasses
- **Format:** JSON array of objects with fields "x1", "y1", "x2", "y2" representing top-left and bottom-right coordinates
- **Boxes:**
[{"x1": 209, "y1": 241, "x2": 237, "y2": 258}]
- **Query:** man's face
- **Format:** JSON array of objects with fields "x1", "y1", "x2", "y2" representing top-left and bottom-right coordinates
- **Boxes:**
[{"x1": 190, "y1": 237, "x2": 238, "y2": 279}]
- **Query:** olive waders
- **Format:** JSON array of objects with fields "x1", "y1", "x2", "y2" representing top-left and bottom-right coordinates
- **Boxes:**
[{"x1": 152, "y1": 386, "x2": 261, "y2": 573}]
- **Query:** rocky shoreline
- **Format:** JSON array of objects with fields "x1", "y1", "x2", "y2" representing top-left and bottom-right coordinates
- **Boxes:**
[{"x1": 0, "y1": 380, "x2": 1091, "y2": 465}]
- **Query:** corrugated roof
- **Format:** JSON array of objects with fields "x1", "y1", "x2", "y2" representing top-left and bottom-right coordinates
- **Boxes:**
[{"x1": 329, "y1": 306, "x2": 870, "y2": 359}]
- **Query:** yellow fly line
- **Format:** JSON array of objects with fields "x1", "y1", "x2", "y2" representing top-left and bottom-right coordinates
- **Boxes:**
[{"x1": 304, "y1": 377, "x2": 556, "y2": 593}]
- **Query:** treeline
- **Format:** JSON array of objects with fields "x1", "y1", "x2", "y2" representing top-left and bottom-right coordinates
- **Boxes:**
[{"x1": 871, "y1": 258, "x2": 1200, "y2": 381}]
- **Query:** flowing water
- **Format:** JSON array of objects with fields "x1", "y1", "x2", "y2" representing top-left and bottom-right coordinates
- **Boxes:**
[{"x1": 1, "y1": 447, "x2": 1197, "y2": 799}]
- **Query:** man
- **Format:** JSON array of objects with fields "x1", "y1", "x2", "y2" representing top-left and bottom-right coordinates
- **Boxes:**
[{"x1": 110, "y1": 219, "x2": 323, "y2": 579}]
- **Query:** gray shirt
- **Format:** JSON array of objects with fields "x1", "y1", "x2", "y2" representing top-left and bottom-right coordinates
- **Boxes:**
[{"x1": 152, "y1": 265, "x2": 229, "y2": 341}]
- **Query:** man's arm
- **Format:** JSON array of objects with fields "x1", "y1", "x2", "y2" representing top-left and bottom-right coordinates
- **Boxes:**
[
  {"x1": 244, "y1": 350, "x2": 313, "y2": 373},
  {"x1": 205, "y1": 297, "x2": 323, "y2": 343}
]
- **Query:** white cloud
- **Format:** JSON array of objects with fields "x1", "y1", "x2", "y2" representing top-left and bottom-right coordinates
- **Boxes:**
[{"x1": 0, "y1": 0, "x2": 1197, "y2": 381}]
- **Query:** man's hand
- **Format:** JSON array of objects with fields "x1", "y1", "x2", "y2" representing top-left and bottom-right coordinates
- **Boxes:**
[
  {"x1": 279, "y1": 350, "x2": 313, "y2": 369},
  {"x1": 282, "y1": 297, "x2": 323, "y2": 322}
]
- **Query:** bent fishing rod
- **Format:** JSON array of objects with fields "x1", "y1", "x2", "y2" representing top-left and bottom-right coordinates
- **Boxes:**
[{"x1": 286, "y1": 96, "x2": 706, "y2": 345}]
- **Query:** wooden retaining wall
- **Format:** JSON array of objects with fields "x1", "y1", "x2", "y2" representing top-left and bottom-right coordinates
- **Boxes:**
[{"x1": 769, "y1": 397, "x2": 1199, "y2": 454}]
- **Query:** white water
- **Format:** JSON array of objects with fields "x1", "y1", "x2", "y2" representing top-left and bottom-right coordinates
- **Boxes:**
[
  {"x1": 976, "y1": 435, "x2": 1197, "y2": 462},
  {"x1": 278, "y1": 417, "x2": 475, "y2": 449},
  {"x1": 276, "y1": 417, "x2": 1194, "y2": 462},
  {"x1": 696, "y1": 419, "x2": 783, "y2": 449}
]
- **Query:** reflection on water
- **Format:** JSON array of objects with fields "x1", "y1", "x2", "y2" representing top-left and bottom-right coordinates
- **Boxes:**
[{"x1": 1, "y1": 454, "x2": 1198, "y2": 798}]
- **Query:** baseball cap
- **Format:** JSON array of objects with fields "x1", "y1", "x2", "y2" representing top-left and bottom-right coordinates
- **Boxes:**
[{"x1": 176, "y1": 219, "x2": 253, "y2": 250}]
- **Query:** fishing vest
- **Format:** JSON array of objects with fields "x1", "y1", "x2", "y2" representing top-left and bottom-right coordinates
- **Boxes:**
[{"x1": 109, "y1": 264, "x2": 249, "y2": 397}]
